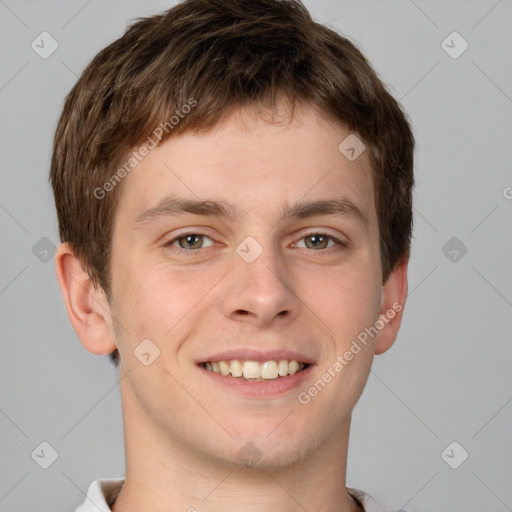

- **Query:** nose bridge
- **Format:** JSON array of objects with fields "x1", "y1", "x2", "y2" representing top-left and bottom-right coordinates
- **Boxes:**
[{"x1": 221, "y1": 236, "x2": 300, "y2": 325}]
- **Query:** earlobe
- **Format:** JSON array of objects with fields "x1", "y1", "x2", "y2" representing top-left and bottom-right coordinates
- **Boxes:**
[
  {"x1": 374, "y1": 256, "x2": 409, "y2": 355},
  {"x1": 54, "y1": 242, "x2": 117, "y2": 356}
]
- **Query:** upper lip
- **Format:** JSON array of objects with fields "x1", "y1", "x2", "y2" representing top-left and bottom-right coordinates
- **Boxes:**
[{"x1": 196, "y1": 348, "x2": 316, "y2": 365}]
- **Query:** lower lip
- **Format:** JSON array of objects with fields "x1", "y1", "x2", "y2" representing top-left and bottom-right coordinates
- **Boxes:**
[{"x1": 198, "y1": 364, "x2": 314, "y2": 398}]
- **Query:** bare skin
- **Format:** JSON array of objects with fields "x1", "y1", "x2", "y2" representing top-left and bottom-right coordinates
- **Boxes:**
[{"x1": 56, "y1": 101, "x2": 408, "y2": 512}]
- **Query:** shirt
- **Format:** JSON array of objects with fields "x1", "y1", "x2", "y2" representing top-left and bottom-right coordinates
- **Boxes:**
[{"x1": 74, "y1": 478, "x2": 408, "y2": 512}]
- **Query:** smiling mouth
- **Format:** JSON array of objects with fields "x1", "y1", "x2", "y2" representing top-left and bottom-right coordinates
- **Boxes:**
[{"x1": 199, "y1": 359, "x2": 310, "y2": 381}]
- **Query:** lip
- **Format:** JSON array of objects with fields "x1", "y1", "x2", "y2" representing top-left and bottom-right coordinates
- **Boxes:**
[
  {"x1": 198, "y1": 363, "x2": 314, "y2": 398},
  {"x1": 195, "y1": 348, "x2": 316, "y2": 365}
]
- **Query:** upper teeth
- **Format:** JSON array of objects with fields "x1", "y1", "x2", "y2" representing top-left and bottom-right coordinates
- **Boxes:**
[{"x1": 202, "y1": 360, "x2": 307, "y2": 380}]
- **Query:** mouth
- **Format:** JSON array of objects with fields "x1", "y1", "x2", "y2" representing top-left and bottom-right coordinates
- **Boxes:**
[
  {"x1": 199, "y1": 359, "x2": 310, "y2": 382},
  {"x1": 195, "y1": 348, "x2": 316, "y2": 397}
]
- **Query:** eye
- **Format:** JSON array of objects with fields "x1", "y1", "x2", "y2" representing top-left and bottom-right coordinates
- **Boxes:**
[
  {"x1": 294, "y1": 232, "x2": 347, "y2": 251},
  {"x1": 162, "y1": 231, "x2": 347, "y2": 255},
  {"x1": 164, "y1": 233, "x2": 215, "y2": 251}
]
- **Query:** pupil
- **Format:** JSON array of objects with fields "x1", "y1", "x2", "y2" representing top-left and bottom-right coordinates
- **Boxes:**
[{"x1": 307, "y1": 235, "x2": 326, "y2": 248}]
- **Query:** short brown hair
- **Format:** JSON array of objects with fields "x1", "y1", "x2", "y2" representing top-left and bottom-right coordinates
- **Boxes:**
[{"x1": 50, "y1": 0, "x2": 414, "y2": 367}]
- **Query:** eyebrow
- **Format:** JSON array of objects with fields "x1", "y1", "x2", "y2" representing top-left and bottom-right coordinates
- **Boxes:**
[{"x1": 134, "y1": 195, "x2": 369, "y2": 230}]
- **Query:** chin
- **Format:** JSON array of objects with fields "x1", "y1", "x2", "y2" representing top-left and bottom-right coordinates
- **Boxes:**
[{"x1": 208, "y1": 432, "x2": 319, "y2": 472}]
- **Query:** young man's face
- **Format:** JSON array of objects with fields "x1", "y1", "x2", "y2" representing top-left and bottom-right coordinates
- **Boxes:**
[{"x1": 104, "y1": 102, "x2": 405, "y2": 469}]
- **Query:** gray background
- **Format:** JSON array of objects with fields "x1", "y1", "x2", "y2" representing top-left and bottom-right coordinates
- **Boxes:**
[{"x1": 1, "y1": 0, "x2": 511, "y2": 511}]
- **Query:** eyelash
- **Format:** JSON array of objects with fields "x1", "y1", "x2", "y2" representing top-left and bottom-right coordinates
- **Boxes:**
[{"x1": 163, "y1": 230, "x2": 348, "y2": 255}]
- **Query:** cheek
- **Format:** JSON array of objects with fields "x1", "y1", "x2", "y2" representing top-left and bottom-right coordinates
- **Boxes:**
[
  {"x1": 298, "y1": 262, "x2": 381, "y2": 344},
  {"x1": 119, "y1": 263, "x2": 217, "y2": 344}
]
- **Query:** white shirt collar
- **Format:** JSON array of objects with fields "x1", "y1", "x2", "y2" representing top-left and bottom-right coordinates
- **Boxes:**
[{"x1": 74, "y1": 478, "x2": 124, "y2": 512}]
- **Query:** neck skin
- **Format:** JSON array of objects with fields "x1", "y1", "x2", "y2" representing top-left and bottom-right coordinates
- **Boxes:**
[{"x1": 111, "y1": 379, "x2": 363, "y2": 512}]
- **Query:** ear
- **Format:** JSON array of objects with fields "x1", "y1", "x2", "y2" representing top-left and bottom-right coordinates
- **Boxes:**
[
  {"x1": 374, "y1": 255, "x2": 409, "y2": 355},
  {"x1": 54, "y1": 242, "x2": 117, "y2": 356}
]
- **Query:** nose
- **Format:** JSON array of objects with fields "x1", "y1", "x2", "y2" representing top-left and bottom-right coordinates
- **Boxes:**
[{"x1": 221, "y1": 243, "x2": 301, "y2": 327}]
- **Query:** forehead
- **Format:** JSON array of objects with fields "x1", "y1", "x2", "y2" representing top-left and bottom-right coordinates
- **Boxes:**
[{"x1": 115, "y1": 103, "x2": 376, "y2": 229}]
